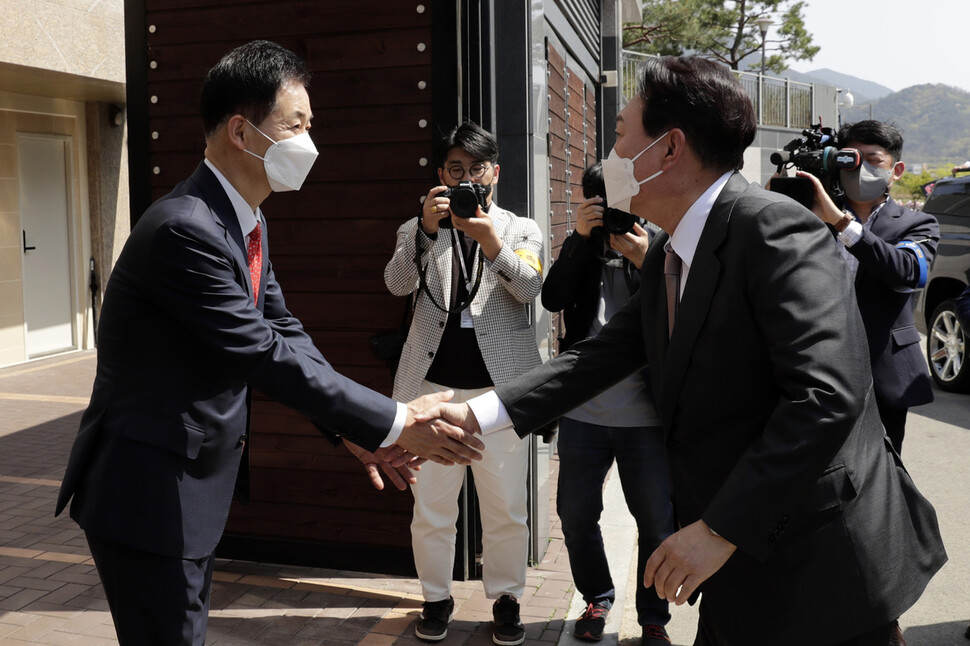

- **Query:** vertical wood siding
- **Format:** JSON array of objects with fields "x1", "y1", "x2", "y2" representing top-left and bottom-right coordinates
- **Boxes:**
[{"x1": 141, "y1": 0, "x2": 435, "y2": 559}]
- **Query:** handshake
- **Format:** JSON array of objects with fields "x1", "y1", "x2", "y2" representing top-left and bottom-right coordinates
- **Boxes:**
[{"x1": 343, "y1": 391, "x2": 481, "y2": 491}]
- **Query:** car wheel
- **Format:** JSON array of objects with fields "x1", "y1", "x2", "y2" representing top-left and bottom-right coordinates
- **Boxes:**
[{"x1": 926, "y1": 298, "x2": 970, "y2": 392}]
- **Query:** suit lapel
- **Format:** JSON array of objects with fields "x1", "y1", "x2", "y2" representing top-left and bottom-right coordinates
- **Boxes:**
[
  {"x1": 659, "y1": 173, "x2": 745, "y2": 429},
  {"x1": 191, "y1": 162, "x2": 257, "y2": 303}
]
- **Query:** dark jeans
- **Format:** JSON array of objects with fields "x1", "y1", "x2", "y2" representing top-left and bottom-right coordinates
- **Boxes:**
[{"x1": 556, "y1": 418, "x2": 674, "y2": 627}]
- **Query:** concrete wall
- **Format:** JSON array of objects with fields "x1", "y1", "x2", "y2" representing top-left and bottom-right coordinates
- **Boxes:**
[{"x1": 0, "y1": 0, "x2": 126, "y2": 366}]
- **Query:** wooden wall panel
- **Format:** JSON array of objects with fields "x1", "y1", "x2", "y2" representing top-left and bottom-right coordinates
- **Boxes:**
[{"x1": 139, "y1": 0, "x2": 435, "y2": 565}]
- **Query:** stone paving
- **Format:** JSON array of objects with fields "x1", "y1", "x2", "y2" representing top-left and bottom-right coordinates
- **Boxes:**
[{"x1": 0, "y1": 352, "x2": 578, "y2": 645}]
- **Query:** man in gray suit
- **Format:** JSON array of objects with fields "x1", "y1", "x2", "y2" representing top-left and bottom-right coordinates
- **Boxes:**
[{"x1": 420, "y1": 56, "x2": 946, "y2": 645}]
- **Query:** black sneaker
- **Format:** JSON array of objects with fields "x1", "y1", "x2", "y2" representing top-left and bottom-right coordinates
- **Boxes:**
[
  {"x1": 492, "y1": 594, "x2": 525, "y2": 646},
  {"x1": 415, "y1": 597, "x2": 454, "y2": 642},
  {"x1": 574, "y1": 600, "x2": 611, "y2": 641},
  {"x1": 641, "y1": 624, "x2": 671, "y2": 646}
]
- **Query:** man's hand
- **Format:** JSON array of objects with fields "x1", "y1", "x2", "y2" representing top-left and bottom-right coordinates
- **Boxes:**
[
  {"x1": 575, "y1": 196, "x2": 605, "y2": 238},
  {"x1": 453, "y1": 207, "x2": 503, "y2": 261},
  {"x1": 643, "y1": 520, "x2": 737, "y2": 605},
  {"x1": 397, "y1": 391, "x2": 485, "y2": 466},
  {"x1": 422, "y1": 185, "x2": 453, "y2": 235},
  {"x1": 413, "y1": 401, "x2": 482, "y2": 435},
  {"x1": 795, "y1": 170, "x2": 844, "y2": 225},
  {"x1": 342, "y1": 439, "x2": 424, "y2": 491},
  {"x1": 610, "y1": 222, "x2": 651, "y2": 269}
]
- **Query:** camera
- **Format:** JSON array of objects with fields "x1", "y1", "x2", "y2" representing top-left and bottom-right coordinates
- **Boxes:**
[
  {"x1": 581, "y1": 163, "x2": 637, "y2": 235},
  {"x1": 438, "y1": 181, "x2": 489, "y2": 228},
  {"x1": 603, "y1": 207, "x2": 636, "y2": 235},
  {"x1": 769, "y1": 122, "x2": 861, "y2": 209}
]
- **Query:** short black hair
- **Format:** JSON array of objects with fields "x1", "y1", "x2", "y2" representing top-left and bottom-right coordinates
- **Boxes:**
[
  {"x1": 838, "y1": 120, "x2": 904, "y2": 162},
  {"x1": 581, "y1": 163, "x2": 606, "y2": 201},
  {"x1": 636, "y1": 56, "x2": 756, "y2": 172},
  {"x1": 438, "y1": 122, "x2": 499, "y2": 164},
  {"x1": 200, "y1": 40, "x2": 311, "y2": 138}
]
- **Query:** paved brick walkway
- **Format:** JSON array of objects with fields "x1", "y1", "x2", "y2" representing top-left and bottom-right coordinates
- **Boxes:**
[{"x1": 0, "y1": 352, "x2": 577, "y2": 645}]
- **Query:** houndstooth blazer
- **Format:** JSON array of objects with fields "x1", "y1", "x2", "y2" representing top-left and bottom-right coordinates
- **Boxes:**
[{"x1": 384, "y1": 204, "x2": 544, "y2": 402}]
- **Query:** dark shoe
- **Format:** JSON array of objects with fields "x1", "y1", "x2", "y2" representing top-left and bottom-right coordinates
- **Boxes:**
[
  {"x1": 415, "y1": 597, "x2": 454, "y2": 642},
  {"x1": 642, "y1": 624, "x2": 671, "y2": 646},
  {"x1": 965, "y1": 621, "x2": 970, "y2": 640},
  {"x1": 492, "y1": 594, "x2": 525, "y2": 646},
  {"x1": 574, "y1": 601, "x2": 611, "y2": 641},
  {"x1": 889, "y1": 620, "x2": 907, "y2": 646}
]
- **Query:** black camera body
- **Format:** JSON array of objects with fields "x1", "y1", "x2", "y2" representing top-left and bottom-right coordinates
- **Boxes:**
[
  {"x1": 769, "y1": 122, "x2": 861, "y2": 209},
  {"x1": 603, "y1": 207, "x2": 636, "y2": 235},
  {"x1": 438, "y1": 181, "x2": 489, "y2": 228}
]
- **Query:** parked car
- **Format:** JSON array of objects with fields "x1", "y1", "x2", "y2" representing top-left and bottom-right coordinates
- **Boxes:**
[{"x1": 914, "y1": 174, "x2": 970, "y2": 392}]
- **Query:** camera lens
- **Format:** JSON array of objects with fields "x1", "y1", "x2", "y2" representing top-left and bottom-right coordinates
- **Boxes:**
[{"x1": 603, "y1": 207, "x2": 636, "y2": 235}]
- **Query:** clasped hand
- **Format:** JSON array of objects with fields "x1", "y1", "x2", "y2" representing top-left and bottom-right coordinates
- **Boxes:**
[{"x1": 345, "y1": 391, "x2": 484, "y2": 491}]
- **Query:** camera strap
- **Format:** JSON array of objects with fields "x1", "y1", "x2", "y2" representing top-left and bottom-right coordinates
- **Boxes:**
[{"x1": 413, "y1": 224, "x2": 484, "y2": 315}]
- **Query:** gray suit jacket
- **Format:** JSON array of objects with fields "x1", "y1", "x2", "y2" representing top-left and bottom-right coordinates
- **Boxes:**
[
  {"x1": 494, "y1": 174, "x2": 946, "y2": 644},
  {"x1": 384, "y1": 204, "x2": 543, "y2": 401}
]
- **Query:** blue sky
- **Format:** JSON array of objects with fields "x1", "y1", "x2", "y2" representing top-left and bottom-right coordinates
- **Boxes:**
[{"x1": 782, "y1": 0, "x2": 969, "y2": 93}]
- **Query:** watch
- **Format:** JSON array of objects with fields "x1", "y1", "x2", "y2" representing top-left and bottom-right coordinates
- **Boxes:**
[{"x1": 833, "y1": 211, "x2": 854, "y2": 233}]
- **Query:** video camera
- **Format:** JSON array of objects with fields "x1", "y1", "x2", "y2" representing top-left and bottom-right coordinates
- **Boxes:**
[
  {"x1": 437, "y1": 181, "x2": 489, "y2": 228},
  {"x1": 769, "y1": 122, "x2": 861, "y2": 209}
]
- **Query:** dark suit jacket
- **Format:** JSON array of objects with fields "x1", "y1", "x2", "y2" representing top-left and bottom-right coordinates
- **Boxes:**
[
  {"x1": 56, "y1": 162, "x2": 397, "y2": 560},
  {"x1": 846, "y1": 198, "x2": 938, "y2": 408},
  {"x1": 496, "y1": 174, "x2": 946, "y2": 644}
]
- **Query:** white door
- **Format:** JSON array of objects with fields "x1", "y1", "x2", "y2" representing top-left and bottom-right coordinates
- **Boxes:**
[{"x1": 18, "y1": 135, "x2": 76, "y2": 358}]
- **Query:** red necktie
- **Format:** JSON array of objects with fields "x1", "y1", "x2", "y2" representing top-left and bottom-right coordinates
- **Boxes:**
[
  {"x1": 247, "y1": 222, "x2": 262, "y2": 302},
  {"x1": 664, "y1": 248, "x2": 681, "y2": 339}
]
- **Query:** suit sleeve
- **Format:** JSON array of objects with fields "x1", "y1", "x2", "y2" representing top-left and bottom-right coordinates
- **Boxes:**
[
  {"x1": 487, "y1": 215, "x2": 543, "y2": 303},
  {"x1": 146, "y1": 208, "x2": 396, "y2": 452},
  {"x1": 495, "y1": 290, "x2": 648, "y2": 437},
  {"x1": 847, "y1": 208, "x2": 939, "y2": 291},
  {"x1": 542, "y1": 232, "x2": 596, "y2": 312}
]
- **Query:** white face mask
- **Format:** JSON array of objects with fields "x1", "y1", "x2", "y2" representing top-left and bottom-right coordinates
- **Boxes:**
[
  {"x1": 601, "y1": 131, "x2": 669, "y2": 213},
  {"x1": 244, "y1": 120, "x2": 319, "y2": 192}
]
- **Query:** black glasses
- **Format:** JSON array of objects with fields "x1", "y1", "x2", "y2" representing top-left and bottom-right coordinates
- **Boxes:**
[{"x1": 445, "y1": 163, "x2": 491, "y2": 180}]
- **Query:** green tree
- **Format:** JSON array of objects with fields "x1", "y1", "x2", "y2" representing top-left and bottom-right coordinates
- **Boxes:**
[
  {"x1": 892, "y1": 166, "x2": 952, "y2": 202},
  {"x1": 624, "y1": 0, "x2": 819, "y2": 74}
]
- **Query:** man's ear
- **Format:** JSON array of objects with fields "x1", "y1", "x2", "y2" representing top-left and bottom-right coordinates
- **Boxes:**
[
  {"x1": 661, "y1": 128, "x2": 687, "y2": 170},
  {"x1": 226, "y1": 115, "x2": 249, "y2": 150},
  {"x1": 891, "y1": 160, "x2": 906, "y2": 183},
  {"x1": 491, "y1": 163, "x2": 500, "y2": 186}
]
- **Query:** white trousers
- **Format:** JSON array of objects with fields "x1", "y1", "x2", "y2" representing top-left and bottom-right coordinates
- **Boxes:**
[{"x1": 410, "y1": 380, "x2": 530, "y2": 603}]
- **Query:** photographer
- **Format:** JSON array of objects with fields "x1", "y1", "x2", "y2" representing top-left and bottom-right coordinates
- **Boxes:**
[
  {"x1": 383, "y1": 122, "x2": 543, "y2": 646},
  {"x1": 796, "y1": 120, "x2": 939, "y2": 459},
  {"x1": 541, "y1": 164, "x2": 674, "y2": 645}
]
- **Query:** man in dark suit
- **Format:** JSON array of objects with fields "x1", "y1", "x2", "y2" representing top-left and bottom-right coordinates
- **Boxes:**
[
  {"x1": 54, "y1": 40, "x2": 483, "y2": 646},
  {"x1": 797, "y1": 120, "x2": 939, "y2": 455},
  {"x1": 419, "y1": 56, "x2": 946, "y2": 645}
]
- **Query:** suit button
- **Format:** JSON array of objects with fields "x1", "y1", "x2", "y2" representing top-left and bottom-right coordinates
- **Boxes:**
[
  {"x1": 428, "y1": 351, "x2": 434, "y2": 359},
  {"x1": 439, "y1": 321, "x2": 445, "y2": 328}
]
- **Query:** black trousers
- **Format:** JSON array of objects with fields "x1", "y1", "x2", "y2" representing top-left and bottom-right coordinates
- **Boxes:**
[
  {"x1": 694, "y1": 600, "x2": 892, "y2": 646},
  {"x1": 86, "y1": 531, "x2": 215, "y2": 646}
]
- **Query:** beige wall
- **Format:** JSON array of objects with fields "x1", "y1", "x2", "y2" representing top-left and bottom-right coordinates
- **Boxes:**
[
  {"x1": 0, "y1": 0, "x2": 125, "y2": 87},
  {"x1": 0, "y1": 0, "x2": 127, "y2": 367}
]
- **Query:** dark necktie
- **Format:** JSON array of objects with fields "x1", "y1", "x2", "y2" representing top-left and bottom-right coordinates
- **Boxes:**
[
  {"x1": 247, "y1": 222, "x2": 262, "y2": 302},
  {"x1": 664, "y1": 248, "x2": 681, "y2": 338}
]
